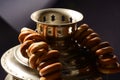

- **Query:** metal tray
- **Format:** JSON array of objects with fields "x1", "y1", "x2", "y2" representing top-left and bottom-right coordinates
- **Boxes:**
[{"x1": 1, "y1": 45, "x2": 40, "y2": 80}]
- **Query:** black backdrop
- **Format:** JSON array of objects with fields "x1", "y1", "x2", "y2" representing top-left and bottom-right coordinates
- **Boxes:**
[{"x1": 0, "y1": 0, "x2": 120, "y2": 80}]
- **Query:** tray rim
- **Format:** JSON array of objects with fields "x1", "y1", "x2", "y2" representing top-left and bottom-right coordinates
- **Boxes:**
[
  {"x1": 1, "y1": 45, "x2": 40, "y2": 80},
  {"x1": 14, "y1": 45, "x2": 28, "y2": 67}
]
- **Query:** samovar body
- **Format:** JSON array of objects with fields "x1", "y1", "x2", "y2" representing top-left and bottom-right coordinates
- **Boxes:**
[{"x1": 1, "y1": 8, "x2": 102, "y2": 80}]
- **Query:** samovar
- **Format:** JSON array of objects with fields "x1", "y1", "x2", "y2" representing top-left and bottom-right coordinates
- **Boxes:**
[{"x1": 1, "y1": 8, "x2": 103, "y2": 80}]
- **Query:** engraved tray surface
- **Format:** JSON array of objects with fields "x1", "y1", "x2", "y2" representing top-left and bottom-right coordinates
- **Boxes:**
[{"x1": 1, "y1": 45, "x2": 40, "y2": 80}]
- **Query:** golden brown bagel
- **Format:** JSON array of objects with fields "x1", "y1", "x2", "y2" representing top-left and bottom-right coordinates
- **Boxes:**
[
  {"x1": 27, "y1": 42, "x2": 48, "y2": 57},
  {"x1": 20, "y1": 40, "x2": 34, "y2": 58},
  {"x1": 39, "y1": 62, "x2": 62, "y2": 76}
]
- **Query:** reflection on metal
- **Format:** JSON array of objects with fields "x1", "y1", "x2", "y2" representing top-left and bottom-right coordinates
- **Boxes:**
[{"x1": 31, "y1": 8, "x2": 83, "y2": 50}]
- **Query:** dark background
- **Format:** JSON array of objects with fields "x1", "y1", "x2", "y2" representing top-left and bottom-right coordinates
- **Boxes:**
[{"x1": 0, "y1": 0, "x2": 120, "y2": 80}]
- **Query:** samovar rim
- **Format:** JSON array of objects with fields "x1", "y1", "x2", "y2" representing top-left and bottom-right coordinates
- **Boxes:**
[{"x1": 31, "y1": 8, "x2": 83, "y2": 25}]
